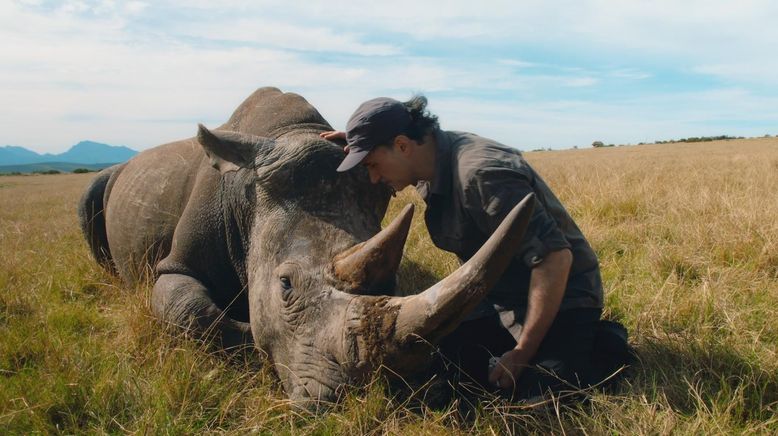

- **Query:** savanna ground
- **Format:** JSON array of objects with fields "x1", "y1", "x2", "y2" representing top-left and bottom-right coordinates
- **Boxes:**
[{"x1": 1, "y1": 137, "x2": 776, "y2": 434}]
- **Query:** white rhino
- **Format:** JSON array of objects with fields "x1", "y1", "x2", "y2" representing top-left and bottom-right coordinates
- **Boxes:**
[{"x1": 78, "y1": 87, "x2": 533, "y2": 408}]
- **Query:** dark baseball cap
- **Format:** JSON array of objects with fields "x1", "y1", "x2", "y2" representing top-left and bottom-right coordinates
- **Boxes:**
[{"x1": 336, "y1": 97, "x2": 411, "y2": 172}]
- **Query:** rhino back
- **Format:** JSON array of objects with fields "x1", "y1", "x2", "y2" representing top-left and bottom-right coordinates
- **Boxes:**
[
  {"x1": 105, "y1": 138, "x2": 207, "y2": 284},
  {"x1": 221, "y1": 87, "x2": 332, "y2": 137}
]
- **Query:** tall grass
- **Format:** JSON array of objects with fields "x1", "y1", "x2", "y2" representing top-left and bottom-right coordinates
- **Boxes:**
[{"x1": 1, "y1": 137, "x2": 776, "y2": 433}]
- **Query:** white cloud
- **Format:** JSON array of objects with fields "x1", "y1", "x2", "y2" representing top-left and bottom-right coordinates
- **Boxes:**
[
  {"x1": 0, "y1": 0, "x2": 776, "y2": 154},
  {"x1": 563, "y1": 77, "x2": 598, "y2": 87},
  {"x1": 610, "y1": 69, "x2": 651, "y2": 80},
  {"x1": 172, "y1": 19, "x2": 401, "y2": 56},
  {"x1": 432, "y1": 86, "x2": 778, "y2": 149},
  {"x1": 692, "y1": 62, "x2": 778, "y2": 86},
  {"x1": 497, "y1": 59, "x2": 537, "y2": 69}
]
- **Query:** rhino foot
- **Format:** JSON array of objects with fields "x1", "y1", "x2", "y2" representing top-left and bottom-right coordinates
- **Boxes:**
[{"x1": 152, "y1": 273, "x2": 253, "y2": 350}]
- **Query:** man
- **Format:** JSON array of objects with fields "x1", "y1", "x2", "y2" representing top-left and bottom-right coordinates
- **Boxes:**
[{"x1": 322, "y1": 96, "x2": 629, "y2": 400}]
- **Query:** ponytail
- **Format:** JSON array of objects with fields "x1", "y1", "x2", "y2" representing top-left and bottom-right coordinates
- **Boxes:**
[{"x1": 402, "y1": 94, "x2": 439, "y2": 141}]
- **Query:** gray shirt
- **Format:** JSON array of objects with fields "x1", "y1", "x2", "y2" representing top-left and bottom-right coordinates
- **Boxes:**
[{"x1": 416, "y1": 129, "x2": 603, "y2": 320}]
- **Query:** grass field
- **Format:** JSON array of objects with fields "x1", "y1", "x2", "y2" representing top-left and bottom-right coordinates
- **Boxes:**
[{"x1": 1, "y1": 137, "x2": 777, "y2": 434}]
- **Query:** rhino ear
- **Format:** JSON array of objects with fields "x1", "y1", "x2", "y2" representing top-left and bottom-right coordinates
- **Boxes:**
[{"x1": 197, "y1": 123, "x2": 272, "y2": 174}]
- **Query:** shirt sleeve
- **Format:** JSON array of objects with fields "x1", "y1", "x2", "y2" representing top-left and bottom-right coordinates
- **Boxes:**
[{"x1": 464, "y1": 166, "x2": 571, "y2": 268}]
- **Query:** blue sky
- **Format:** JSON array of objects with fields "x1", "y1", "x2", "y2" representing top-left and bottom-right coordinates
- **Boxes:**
[{"x1": 2, "y1": 0, "x2": 777, "y2": 153}]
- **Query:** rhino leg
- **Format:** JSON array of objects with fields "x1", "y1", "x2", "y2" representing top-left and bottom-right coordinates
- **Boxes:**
[{"x1": 152, "y1": 273, "x2": 253, "y2": 350}]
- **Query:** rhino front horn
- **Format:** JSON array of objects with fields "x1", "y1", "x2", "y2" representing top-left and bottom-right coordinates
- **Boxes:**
[
  {"x1": 387, "y1": 193, "x2": 535, "y2": 363},
  {"x1": 333, "y1": 203, "x2": 414, "y2": 294}
]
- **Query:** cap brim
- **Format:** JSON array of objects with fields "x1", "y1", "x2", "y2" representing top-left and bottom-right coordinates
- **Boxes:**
[{"x1": 336, "y1": 148, "x2": 370, "y2": 172}]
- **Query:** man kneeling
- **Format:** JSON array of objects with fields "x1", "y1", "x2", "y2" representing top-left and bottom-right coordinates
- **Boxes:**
[{"x1": 325, "y1": 95, "x2": 632, "y2": 400}]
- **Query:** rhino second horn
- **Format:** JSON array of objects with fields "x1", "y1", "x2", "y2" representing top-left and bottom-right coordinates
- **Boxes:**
[
  {"x1": 390, "y1": 193, "x2": 535, "y2": 348},
  {"x1": 333, "y1": 203, "x2": 414, "y2": 294}
]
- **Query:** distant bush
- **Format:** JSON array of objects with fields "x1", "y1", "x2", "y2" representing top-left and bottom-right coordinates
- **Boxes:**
[
  {"x1": 654, "y1": 135, "x2": 741, "y2": 144},
  {"x1": 34, "y1": 170, "x2": 61, "y2": 175},
  {"x1": 73, "y1": 168, "x2": 92, "y2": 174}
]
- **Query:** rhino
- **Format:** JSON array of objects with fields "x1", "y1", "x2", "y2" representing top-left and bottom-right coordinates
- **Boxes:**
[{"x1": 78, "y1": 87, "x2": 534, "y2": 408}]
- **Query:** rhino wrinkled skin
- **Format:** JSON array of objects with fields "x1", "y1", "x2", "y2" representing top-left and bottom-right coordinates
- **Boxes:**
[{"x1": 78, "y1": 87, "x2": 534, "y2": 408}]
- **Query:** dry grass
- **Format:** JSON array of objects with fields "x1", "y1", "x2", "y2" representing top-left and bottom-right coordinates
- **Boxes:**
[{"x1": 1, "y1": 137, "x2": 777, "y2": 434}]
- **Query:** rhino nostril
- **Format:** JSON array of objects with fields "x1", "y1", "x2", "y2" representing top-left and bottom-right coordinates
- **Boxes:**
[{"x1": 289, "y1": 380, "x2": 338, "y2": 412}]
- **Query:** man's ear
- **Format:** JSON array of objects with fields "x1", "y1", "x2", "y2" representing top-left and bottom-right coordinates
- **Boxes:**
[
  {"x1": 197, "y1": 124, "x2": 274, "y2": 174},
  {"x1": 393, "y1": 135, "x2": 414, "y2": 156}
]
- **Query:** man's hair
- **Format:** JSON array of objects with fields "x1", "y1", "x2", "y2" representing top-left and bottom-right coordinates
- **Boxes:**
[{"x1": 402, "y1": 95, "x2": 439, "y2": 141}]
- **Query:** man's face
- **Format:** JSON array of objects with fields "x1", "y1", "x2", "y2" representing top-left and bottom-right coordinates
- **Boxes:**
[{"x1": 361, "y1": 141, "x2": 415, "y2": 192}]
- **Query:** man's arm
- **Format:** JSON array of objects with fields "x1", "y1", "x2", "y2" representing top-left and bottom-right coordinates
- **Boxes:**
[{"x1": 488, "y1": 247, "x2": 572, "y2": 390}]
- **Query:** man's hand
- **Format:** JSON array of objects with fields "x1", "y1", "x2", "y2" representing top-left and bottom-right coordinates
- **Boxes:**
[
  {"x1": 488, "y1": 248, "x2": 573, "y2": 391},
  {"x1": 319, "y1": 131, "x2": 348, "y2": 153},
  {"x1": 320, "y1": 130, "x2": 346, "y2": 141},
  {"x1": 488, "y1": 347, "x2": 533, "y2": 390}
]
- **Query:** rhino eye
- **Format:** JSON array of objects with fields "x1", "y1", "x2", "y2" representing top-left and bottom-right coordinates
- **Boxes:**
[{"x1": 279, "y1": 276, "x2": 292, "y2": 291}]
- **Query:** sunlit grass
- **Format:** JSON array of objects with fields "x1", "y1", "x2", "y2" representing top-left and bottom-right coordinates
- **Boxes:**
[{"x1": 1, "y1": 137, "x2": 777, "y2": 433}]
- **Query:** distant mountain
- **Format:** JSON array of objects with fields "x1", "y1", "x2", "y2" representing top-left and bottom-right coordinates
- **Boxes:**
[
  {"x1": 0, "y1": 141, "x2": 137, "y2": 166},
  {"x1": 0, "y1": 162, "x2": 117, "y2": 174},
  {"x1": 55, "y1": 141, "x2": 137, "y2": 164},
  {"x1": 0, "y1": 145, "x2": 49, "y2": 165}
]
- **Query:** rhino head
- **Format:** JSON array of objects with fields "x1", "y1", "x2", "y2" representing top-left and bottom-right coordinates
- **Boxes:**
[{"x1": 194, "y1": 120, "x2": 534, "y2": 408}]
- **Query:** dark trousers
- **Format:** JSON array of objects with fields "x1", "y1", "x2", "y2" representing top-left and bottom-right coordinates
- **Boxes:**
[{"x1": 437, "y1": 308, "x2": 603, "y2": 401}]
